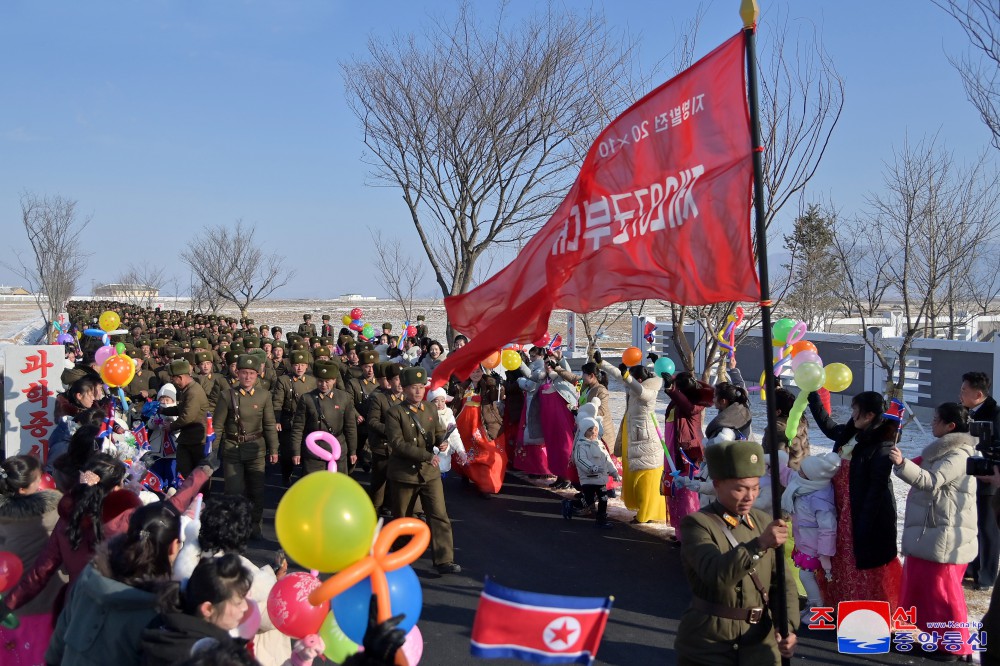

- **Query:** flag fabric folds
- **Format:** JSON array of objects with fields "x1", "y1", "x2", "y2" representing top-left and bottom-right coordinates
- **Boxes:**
[
  {"x1": 470, "y1": 578, "x2": 613, "y2": 664},
  {"x1": 203, "y1": 412, "x2": 215, "y2": 457},
  {"x1": 431, "y1": 32, "x2": 758, "y2": 387}
]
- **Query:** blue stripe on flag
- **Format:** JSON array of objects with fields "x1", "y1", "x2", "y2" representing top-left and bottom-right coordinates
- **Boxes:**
[
  {"x1": 470, "y1": 642, "x2": 594, "y2": 665},
  {"x1": 483, "y1": 578, "x2": 610, "y2": 612}
]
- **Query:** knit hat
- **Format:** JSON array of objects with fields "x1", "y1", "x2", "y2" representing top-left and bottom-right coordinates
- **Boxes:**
[
  {"x1": 157, "y1": 383, "x2": 178, "y2": 402},
  {"x1": 705, "y1": 441, "x2": 765, "y2": 480},
  {"x1": 426, "y1": 387, "x2": 452, "y2": 403},
  {"x1": 799, "y1": 452, "x2": 841, "y2": 482},
  {"x1": 578, "y1": 417, "x2": 600, "y2": 436}
]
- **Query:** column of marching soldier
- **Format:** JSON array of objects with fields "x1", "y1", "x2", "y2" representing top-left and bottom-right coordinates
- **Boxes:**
[{"x1": 59, "y1": 305, "x2": 461, "y2": 574}]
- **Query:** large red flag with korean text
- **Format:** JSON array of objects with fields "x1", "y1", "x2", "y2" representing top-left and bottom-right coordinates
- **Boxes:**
[{"x1": 432, "y1": 33, "x2": 757, "y2": 387}]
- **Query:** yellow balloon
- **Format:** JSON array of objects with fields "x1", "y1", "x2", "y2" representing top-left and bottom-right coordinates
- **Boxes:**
[
  {"x1": 823, "y1": 362, "x2": 853, "y2": 393},
  {"x1": 275, "y1": 472, "x2": 376, "y2": 573},
  {"x1": 99, "y1": 310, "x2": 121, "y2": 333},
  {"x1": 500, "y1": 349, "x2": 522, "y2": 371},
  {"x1": 342, "y1": 315, "x2": 353, "y2": 326}
]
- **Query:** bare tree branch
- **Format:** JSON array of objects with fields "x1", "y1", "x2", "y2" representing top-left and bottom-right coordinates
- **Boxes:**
[{"x1": 369, "y1": 228, "x2": 426, "y2": 322}]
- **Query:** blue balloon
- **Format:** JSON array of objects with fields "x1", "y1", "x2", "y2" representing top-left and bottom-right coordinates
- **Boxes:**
[
  {"x1": 331, "y1": 565, "x2": 422, "y2": 644},
  {"x1": 654, "y1": 357, "x2": 676, "y2": 376},
  {"x1": 84, "y1": 328, "x2": 105, "y2": 337}
]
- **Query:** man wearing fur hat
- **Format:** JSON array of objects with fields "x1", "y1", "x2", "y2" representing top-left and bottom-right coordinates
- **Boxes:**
[
  {"x1": 194, "y1": 350, "x2": 229, "y2": 412},
  {"x1": 272, "y1": 350, "x2": 317, "y2": 485},
  {"x1": 160, "y1": 359, "x2": 210, "y2": 477},
  {"x1": 298, "y1": 313, "x2": 317, "y2": 339},
  {"x1": 290, "y1": 360, "x2": 357, "y2": 474},
  {"x1": 367, "y1": 363, "x2": 403, "y2": 517},
  {"x1": 675, "y1": 441, "x2": 799, "y2": 665}
]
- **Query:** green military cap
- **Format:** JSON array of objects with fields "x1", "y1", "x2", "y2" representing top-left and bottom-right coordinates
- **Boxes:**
[
  {"x1": 313, "y1": 347, "x2": 331, "y2": 359},
  {"x1": 382, "y1": 322, "x2": 392, "y2": 330},
  {"x1": 357, "y1": 341, "x2": 375, "y2": 353},
  {"x1": 322, "y1": 314, "x2": 331, "y2": 321},
  {"x1": 416, "y1": 315, "x2": 425, "y2": 321},
  {"x1": 314, "y1": 360, "x2": 339, "y2": 380},
  {"x1": 303, "y1": 313, "x2": 312, "y2": 320},
  {"x1": 239, "y1": 317, "x2": 246, "y2": 325},
  {"x1": 123, "y1": 344, "x2": 138, "y2": 357},
  {"x1": 358, "y1": 350, "x2": 378, "y2": 365},
  {"x1": 225, "y1": 351, "x2": 240, "y2": 365},
  {"x1": 236, "y1": 354, "x2": 259, "y2": 371},
  {"x1": 246, "y1": 318, "x2": 255, "y2": 325},
  {"x1": 373, "y1": 362, "x2": 386, "y2": 379},
  {"x1": 249, "y1": 349, "x2": 266, "y2": 364},
  {"x1": 181, "y1": 351, "x2": 197, "y2": 366},
  {"x1": 244, "y1": 337, "x2": 261, "y2": 349},
  {"x1": 383, "y1": 363, "x2": 401, "y2": 380},
  {"x1": 138, "y1": 337, "x2": 151, "y2": 347},
  {"x1": 218, "y1": 341, "x2": 230, "y2": 351},
  {"x1": 286, "y1": 332, "x2": 302, "y2": 344},
  {"x1": 168, "y1": 359, "x2": 192, "y2": 376},
  {"x1": 291, "y1": 341, "x2": 308, "y2": 352},
  {"x1": 319, "y1": 336, "x2": 332, "y2": 346},
  {"x1": 195, "y1": 351, "x2": 213, "y2": 365},
  {"x1": 342, "y1": 340, "x2": 357, "y2": 352},
  {"x1": 705, "y1": 441, "x2": 766, "y2": 481},
  {"x1": 262, "y1": 338, "x2": 274, "y2": 347},
  {"x1": 152, "y1": 339, "x2": 166, "y2": 350},
  {"x1": 400, "y1": 367, "x2": 427, "y2": 387},
  {"x1": 290, "y1": 350, "x2": 311, "y2": 365},
  {"x1": 184, "y1": 320, "x2": 192, "y2": 327},
  {"x1": 192, "y1": 338, "x2": 210, "y2": 350},
  {"x1": 273, "y1": 340, "x2": 287, "y2": 350},
  {"x1": 230, "y1": 341, "x2": 246, "y2": 354}
]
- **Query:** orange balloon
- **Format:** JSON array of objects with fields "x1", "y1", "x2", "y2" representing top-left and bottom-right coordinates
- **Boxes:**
[
  {"x1": 482, "y1": 351, "x2": 502, "y2": 369},
  {"x1": 101, "y1": 355, "x2": 135, "y2": 387},
  {"x1": 622, "y1": 346, "x2": 643, "y2": 367},
  {"x1": 790, "y1": 341, "x2": 818, "y2": 357}
]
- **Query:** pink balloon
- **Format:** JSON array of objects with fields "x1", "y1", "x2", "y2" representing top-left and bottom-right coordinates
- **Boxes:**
[
  {"x1": 304, "y1": 431, "x2": 342, "y2": 473},
  {"x1": 401, "y1": 625, "x2": 423, "y2": 665},
  {"x1": 94, "y1": 344, "x2": 116, "y2": 367},
  {"x1": 790, "y1": 350, "x2": 822, "y2": 371}
]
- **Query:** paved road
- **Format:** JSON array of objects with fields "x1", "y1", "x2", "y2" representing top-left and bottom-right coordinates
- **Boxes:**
[{"x1": 246, "y1": 468, "x2": 929, "y2": 666}]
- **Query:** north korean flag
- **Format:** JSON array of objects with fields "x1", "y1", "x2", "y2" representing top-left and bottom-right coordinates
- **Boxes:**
[
  {"x1": 203, "y1": 412, "x2": 215, "y2": 457},
  {"x1": 132, "y1": 423, "x2": 150, "y2": 451},
  {"x1": 883, "y1": 398, "x2": 906, "y2": 424},
  {"x1": 470, "y1": 578, "x2": 613, "y2": 664}
]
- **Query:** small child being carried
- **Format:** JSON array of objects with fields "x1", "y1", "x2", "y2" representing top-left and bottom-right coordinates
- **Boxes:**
[
  {"x1": 427, "y1": 388, "x2": 466, "y2": 474},
  {"x1": 566, "y1": 417, "x2": 621, "y2": 529}
]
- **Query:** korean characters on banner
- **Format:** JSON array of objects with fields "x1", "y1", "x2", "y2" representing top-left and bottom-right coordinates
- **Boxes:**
[{"x1": 3, "y1": 346, "x2": 59, "y2": 460}]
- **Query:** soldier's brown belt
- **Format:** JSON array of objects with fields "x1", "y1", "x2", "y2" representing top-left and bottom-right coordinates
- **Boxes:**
[
  {"x1": 691, "y1": 597, "x2": 765, "y2": 624},
  {"x1": 226, "y1": 432, "x2": 264, "y2": 444}
]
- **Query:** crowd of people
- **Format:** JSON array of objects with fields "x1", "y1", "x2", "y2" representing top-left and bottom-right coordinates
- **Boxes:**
[{"x1": 2, "y1": 300, "x2": 1000, "y2": 664}]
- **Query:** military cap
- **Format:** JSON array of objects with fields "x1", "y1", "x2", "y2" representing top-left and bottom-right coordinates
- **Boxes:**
[
  {"x1": 357, "y1": 341, "x2": 375, "y2": 353},
  {"x1": 303, "y1": 313, "x2": 312, "y2": 320},
  {"x1": 291, "y1": 350, "x2": 311, "y2": 365},
  {"x1": 314, "y1": 360, "x2": 340, "y2": 380},
  {"x1": 246, "y1": 318, "x2": 254, "y2": 325},
  {"x1": 319, "y1": 336, "x2": 332, "y2": 347},
  {"x1": 195, "y1": 351, "x2": 213, "y2": 365},
  {"x1": 249, "y1": 349, "x2": 266, "y2": 363},
  {"x1": 342, "y1": 339, "x2": 357, "y2": 351},
  {"x1": 137, "y1": 337, "x2": 151, "y2": 347},
  {"x1": 322, "y1": 314, "x2": 331, "y2": 321},
  {"x1": 218, "y1": 341, "x2": 230, "y2": 351},
  {"x1": 291, "y1": 341, "x2": 308, "y2": 352},
  {"x1": 236, "y1": 354, "x2": 259, "y2": 371},
  {"x1": 416, "y1": 315, "x2": 425, "y2": 321},
  {"x1": 123, "y1": 344, "x2": 138, "y2": 357},
  {"x1": 705, "y1": 441, "x2": 766, "y2": 481},
  {"x1": 152, "y1": 339, "x2": 166, "y2": 350},
  {"x1": 400, "y1": 367, "x2": 427, "y2": 387},
  {"x1": 273, "y1": 340, "x2": 287, "y2": 349},
  {"x1": 313, "y1": 347, "x2": 331, "y2": 359},
  {"x1": 192, "y1": 338, "x2": 210, "y2": 350},
  {"x1": 261, "y1": 338, "x2": 274, "y2": 347},
  {"x1": 286, "y1": 332, "x2": 302, "y2": 344},
  {"x1": 383, "y1": 363, "x2": 401, "y2": 380},
  {"x1": 230, "y1": 341, "x2": 246, "y2": 354},
  {"x1": 244, "y1": 337, "x2": 260, "y2": 349},
  {"x1": 181, "y1": 352, "x2": 197, "y2": 366},
  {"x1": 225, "y1": 351, "x2": 240, "y2": 365},
  {"x1": 359, "y1": 350, "x2": 378, "y2": 366},
  {"x1": 382, "y1": 322, "x2": 392, "y2": 330},
  {"x1": 373, "y1": 362, "x2": 386, "y2": 379},
  {"x1": 168, "y1": 359, "x2": 192, "y2": 376}
]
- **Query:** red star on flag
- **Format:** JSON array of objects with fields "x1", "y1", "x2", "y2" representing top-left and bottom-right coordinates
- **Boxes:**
[{"x1": 547, "y1": 620, "x2": 577, "y2": 647}]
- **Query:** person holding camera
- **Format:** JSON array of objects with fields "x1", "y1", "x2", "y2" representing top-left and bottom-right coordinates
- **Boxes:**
[
  {"x1": 959, "y1": 371, "x2": 1000, "y2": 591},
  {"x1": 889, "y1": 402, "x2": 977, "y2": 660}
]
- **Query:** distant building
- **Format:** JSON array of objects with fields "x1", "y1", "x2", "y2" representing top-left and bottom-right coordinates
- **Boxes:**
[
  {"x1": 93, "y1": 283, "x2": 160, "y2": 299},
  {"x1": 0, "y1": 285, "x2": 31, "y2": 295},
  {"x1": 340, "y1": 294, "x2": 378, "y2": 302}
]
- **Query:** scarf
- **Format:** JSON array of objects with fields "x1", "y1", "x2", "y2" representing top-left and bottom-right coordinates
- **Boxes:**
[{"x1": 780, "y1": 471, "x2": 831, "y2": 517}]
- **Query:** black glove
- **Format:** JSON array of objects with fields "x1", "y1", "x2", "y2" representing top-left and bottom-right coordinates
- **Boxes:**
[
  {"x1": 618, "y1": 363, "x2": 628, "y2": 376},
  {"x1": 546, "y1": 359, "x2": 557, "y2": 369},
  {"x1": 647, "y1": 352, "x2": 659, "y2": 362},
  {"x1": 593, "y1": 350, "x2": 603, "y2": 365},
  {"x1": 661, "y1": 372, "x2": 674, "y2": 390},
  {"x1": 348, "y1": 595, "x2": 407, "y2": 666}
]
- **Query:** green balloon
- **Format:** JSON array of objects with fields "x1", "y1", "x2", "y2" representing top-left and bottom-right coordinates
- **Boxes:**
[
  {"x1": 772, "y1": 318, "x2": 796, "y2": 345},
  {"x1": 319, "y1": 612, "x2": 359, "y2": 664},
  {"x1": 794, "y1": 361, "x2": 826, "y2": 393},
  {"x1": 115, "y1": 342, "x2": 126, "y2": 354}
]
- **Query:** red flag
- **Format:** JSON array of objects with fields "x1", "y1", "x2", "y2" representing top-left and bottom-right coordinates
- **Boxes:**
[{"x1": 432, "y1": 33, "x2": 756, "y2": 387}]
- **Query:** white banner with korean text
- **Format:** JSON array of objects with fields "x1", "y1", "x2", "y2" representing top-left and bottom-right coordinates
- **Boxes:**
[{"x1": 3, "y1": 345, "x2": 60, "y2": 459}]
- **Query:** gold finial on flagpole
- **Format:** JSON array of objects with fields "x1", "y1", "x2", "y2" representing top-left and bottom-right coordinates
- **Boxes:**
[{"x1": 740, "y1": 0, "x2": 759, "y2": 29}]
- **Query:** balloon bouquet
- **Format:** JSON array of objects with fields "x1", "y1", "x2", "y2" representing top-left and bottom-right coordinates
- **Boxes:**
[
  {"x1": 268, "y1": 432, "x2": 428, "y2": 664},
  {"x1": 341, "y1": 308, "x2": 380, "y2": 342}
]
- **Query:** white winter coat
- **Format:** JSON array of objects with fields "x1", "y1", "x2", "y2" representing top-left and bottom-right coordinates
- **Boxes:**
[
  {"x1": 573, "y1": 433, "x2": 620, "y2": 485},
  {"x1": 894, "y1": 431, "x2": 978, "y2": 564},
  {"x1": 601, "y1": 362, "x2": 663, "y2": 471}
]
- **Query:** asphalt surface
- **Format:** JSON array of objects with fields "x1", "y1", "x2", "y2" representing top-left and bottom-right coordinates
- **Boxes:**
[{"x1": 243, "y1": 466, "x2": 932, "y2": 666}]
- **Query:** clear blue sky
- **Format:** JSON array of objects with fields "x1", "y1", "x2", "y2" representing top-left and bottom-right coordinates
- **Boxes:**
[{"x1": 0, "y1": 1, "x2": 992, "y2": 299}]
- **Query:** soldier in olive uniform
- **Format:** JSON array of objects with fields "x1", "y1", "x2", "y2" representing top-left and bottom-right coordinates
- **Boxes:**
[
  {"x1": 194, "y1": 351, "x2": 229, "y2": 411},
  {"x1": 349, "y1": 349, "x2": 380, "y2": 472},
  {"x1": 124, "y1": 345, "x2": 160, "y2": 403},
  {"x1": 290, "y1": 360, "x2": 358, "y2": 474},
  {"x1": 320, "y1": 314, "x2": 335, "y2": 338},
  {"x1": 367, "y1": 362, "x2": 403, "y2": 517},
  {"x1": 212, "y1": 354, "x2": 279, "y2": 537},
  {"x1": 414, "y1": 315, "x2": 428, "y2": 341},
  {"x1": 160, "y1": 359, "x2": 210, "y2": 476},
  {"x1": 385, "y1": 367, "x2": 461, "y2": 574},
  {"x1": 272, "y1": 350, "x2": 317, "y2": 485},
  {"x1": 676, "y1": 441, "x2": 799, "y2": 665},
  {"x1": 298, "y1": 313, "x2": 317, "y2": 339}
]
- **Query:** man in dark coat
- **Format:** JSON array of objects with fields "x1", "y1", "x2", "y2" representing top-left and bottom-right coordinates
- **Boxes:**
[{"x1": 961, "y1": 371, "x2": 1000, "y2": 590}]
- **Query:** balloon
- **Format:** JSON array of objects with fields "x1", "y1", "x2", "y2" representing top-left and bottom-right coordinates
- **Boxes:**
[
  {"x1": 275, "y1": 472, "x2": 377, "y2": 573},
  {"x1": 108, "y1": 329, "x2": 130, "y2": 337},
  {"x1": 793, "y1": 361, "x2": 826, "y2": 393},
  {"x1": 500, "y1": 349, "x2": 521, "y2": 371},
  {"x1": 653, "y1": 357, "x2": 676, "y2": 376},
  {"x1": 342, "y1": 315, "x2": 353, "y2": 326},
  {"x1": 98, "y1": 311, "x2": 120, "y2": 333},
  {"x1": 39, "y1": 473, "x2": 57, "y2": 490},
  {"x1": 101, "y1": 354, "x2": 136, "y2": 387},
  {"x1": 784, "y1": 391, "x2": 810, "y2": 439},
  {"x1": 349, "y1": 322, "x2": 362, "y2": 332},
  {"x1": 305, "y1": 431, "x2": 342, "y2": 474},
  {"x1": 350, "y1": 308, "x2": 363, "y2": 320},
  {"x1": 534, "y1": 332, "x2": 551, "y2": 347},
  {"x1": 406, "y1": 325, "x2": 417, "y2": 337},
  {"x1": 94, "y1": 345, "x2": 117, "y2": 367},
  {"x1": 318, "y1": 612, "x2": 359, "y2": 663},
  {"x1": 84, "y1": 328, "x2": 106, "y2": 338},
  {"x1": 482, "y1": 350, "x2": 502, "y2": 369},
  {"x1": 115, "y1": 342, "x2": 126, "y2": 354},
  {"x1": 401, "y1": 626, "x2": 423, "y2": 665},
  {"x1": 0, "y1": 551, "x2": 23, "y2": 593},
  {"x1": 622, "y1": 347, "x2": 643, "y2": 366},
  {"x1": 332, "y1": 565, "x2": 422, "y2": 644},
  {"x1": 267, "y1": 573, "x2": 328, "y2": 639},
  {"x1": 789, "y1": 350, "x2": 822, "y2": 371},
  {"x1": 56, "y1": 333, "x2": 74, "y2": 344},
  {"x1": 789, "y1": 340, "x2": 818, "y2": 357},
  {"x1": 771, "y1": 318, "x2": 796, "y2": 345},
  {"x1": 823, "y1": 363, "x2": 853, "y2": 393},
  {"x1": 362, "y1": 324, "x2": 375, "y2": 338}
]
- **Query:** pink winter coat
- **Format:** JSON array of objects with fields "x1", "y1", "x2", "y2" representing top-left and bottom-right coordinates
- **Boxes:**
[{"x1": 791, "y1": 484, "x2": 837, "y2": 559}]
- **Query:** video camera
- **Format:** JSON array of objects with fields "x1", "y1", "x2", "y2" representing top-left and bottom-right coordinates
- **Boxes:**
[{"x1": 965, "y1": 421, "x2": 999, "y2": 476}]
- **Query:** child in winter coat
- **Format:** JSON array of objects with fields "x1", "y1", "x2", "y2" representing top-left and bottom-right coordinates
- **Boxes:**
[
  {"x1": 426, "y1": 388, "x2": 465, "y2": 474},
  {"x1": 567, "y1": 417, "x2": 621, "y2": 529},
  {"x1": 146, "y1": 383, "x2": 179, "y2": 457},
  {"x1": 780, "y1": 451, "x2": 840, "y2": 623}
]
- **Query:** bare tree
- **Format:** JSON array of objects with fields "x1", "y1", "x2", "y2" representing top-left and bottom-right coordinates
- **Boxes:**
[
  {"x1": 115, "y1": 263, "x2": 166, "y2": 309},
  {"x1": 369, "y1": 229, "x2": 425, "y2": 322},
  {"x1": 181, "y1": 220, "x2": 293, "y2": 319},
  {"x1": 342, "y1": 5, "x2": 637, "y2": 336},
  {"x1": 7, "y1": 192, "x2": 91, "y2": 332},
  {"x1": 832, "y1": 136, "x2": 1000, "y2": 394},
  {"x1": 935, "y1": 0, "x2": 1000, "y2": 149},
  {"x1": 579, "y1": 301, "x2": 646, "y2": 359}
]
